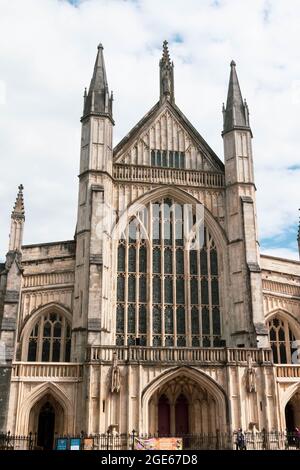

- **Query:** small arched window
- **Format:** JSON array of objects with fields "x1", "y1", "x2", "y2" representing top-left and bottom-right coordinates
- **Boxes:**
[
  {"x1": 268, "y1": 316, "x2": 296, "y2": 364},
  {"x1": 27, "y1": 312, "x2": 71, "y2": 362}
]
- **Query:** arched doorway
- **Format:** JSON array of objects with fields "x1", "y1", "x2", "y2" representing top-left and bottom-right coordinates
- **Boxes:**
[
  {"x1": 285, "y1": 391, "x2": 300, "y2": 432},
  {"x1": 158, "y1": 395, "x2": 170, "y2": 435},
  {"x1": 148, "y1": 370, "x2": 227, "y2": 435},
  {"x1": 285, "y1": 402, "x2": 295, "y2": 432},
  {"x1": 175, "y1": 394, "x2": 189, "y2": 435},
  {"x1": 28, "y1": 394, "x2": 64, "y2": 449},
  {"x1": 37, "y1": 402, "x2": 55, "y2": 450}
]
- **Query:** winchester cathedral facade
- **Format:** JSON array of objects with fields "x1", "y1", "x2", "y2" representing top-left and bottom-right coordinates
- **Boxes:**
[{"x1": 0, "y1": 42, "x2": 300, "y2": 449}]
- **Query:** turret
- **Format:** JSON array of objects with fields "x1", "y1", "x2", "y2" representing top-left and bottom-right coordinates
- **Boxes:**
[
  {"x1": 222, "y1": 61, "x2": 268, "y2": 348},
  {"x1": 9, "y1": 184, "x2": 25, "y2": 252}
]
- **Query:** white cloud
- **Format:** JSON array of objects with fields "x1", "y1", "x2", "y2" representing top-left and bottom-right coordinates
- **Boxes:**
[{"x1": 0, "y1": 0, "x2": 299, "y2": 260}]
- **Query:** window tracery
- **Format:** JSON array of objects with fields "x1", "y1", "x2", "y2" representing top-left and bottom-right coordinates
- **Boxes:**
[
  {"x1": 116, "y1": 198, "x2": 221, "y2": 347},
  {"x1": 27, "y1": 312, "x2": 71, "y2": 362}
]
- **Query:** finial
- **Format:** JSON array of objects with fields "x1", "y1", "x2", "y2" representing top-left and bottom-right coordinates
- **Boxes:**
[
  {"x1": 12, "y1": 184, "x2": 25, "y2": 219},
  {"x1": 84, "y1": 87, "x2": 87, "y2": 98},
  {"x1": 161, "y1": 40, "x2": 171, "y2": 66},
  {"x1": 230, "y1": 60, "x2": 236, "y2": 67},
  {"x1": 98, "y1": 43, "x2": 103, "y2": 50}
]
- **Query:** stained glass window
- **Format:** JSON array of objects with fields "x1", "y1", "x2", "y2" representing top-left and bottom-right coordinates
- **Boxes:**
[
  {"x1": 211, "y1": 279, "x2": 219, "y2": 305},
  {"x1": 115, "y1": 203, "x2": 221, "y2": 347},
  {"x1": 190, "y1": 251, "x2": 197, "y2": 275},
  {"x1": 190, "y1": 278, "x2": 198, "y2": 304},
  {"x1": 201, "y1": 278, "x2": 209, "y2": 305},
  {"x1": 128, "y1": 275, "x2": 136, "y2": 302},
  {"x1": 139, "y1": 305, "x2": 147, "y2": 334},
  {"x1": 153, "y1": 306, "x2": 162, "y2": 334},
  {"x1": 165, "y1": 306, "x2": 174, "y2": 334},
  {"x1": 210, "y1": 249, "x2": 218, "y2": 275},
  {"x1": 151, "y1": 150, "x2": 155, "y2": 166},
  {"x1": 128, "y1": 246, "x2": 136, "y2": 272},
  {"x1": 176, "y1": 278, "x2": 185, "y2": 304},
  {"x1": 128, "y1": 305, "x2": 136, "y2": 334},
  {"x1": 139, "y1": 276, "x2": 147, "y2": 302},
  {"x1": 165, "y1": 277, "x2": 173, "y2": 303},
  {"x1": 150, "y1": 150, "x2": 185, "y2": 169},
  {"x1": 202, "y1": 307, "x2": 210, "y2": 335},
  {"x1": 153, "y1": 276, "x2": 161, "y2": 303},
  {"x1": 27, "y1": 313, "x2": 71, "y2": 362},
  {"x1": 200, "y1": 249, "x2": 208, "y2": 275},
  {"x1": 177, "y1": 307, "x2": 185, "y2": 334},
  {"x1": 164, "y1": 248, "x2": 172, "y2": 274},
  {"x1": 139, "y1": 246, "x2": 147, "y2": 272},
  {"x1": 116, "y1": 305, "x2": 124, "y2": 332},
  {"x1": 117, "y1": 276, "x2": 125, "y2": 301},
  {"x1": 191, "y1": 307, "x2": 199, "y2": 334},
  {"x1": 268, "y1": 316, "x2": 296, "y2": 364},
  {"x1": 213, "y1": 307, "x2": 221, "y2": 335},
  {"x1": 153, "y1": 248, "x2": 161, "y2": 273},
  {"x1": 176, "y1": 249, "x2": 184, "y2": 274}
]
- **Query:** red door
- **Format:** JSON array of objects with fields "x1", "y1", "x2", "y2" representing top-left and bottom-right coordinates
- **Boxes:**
[
  {"x1": 175, "y1": 394, "x2": 189, "y2": 435},
  {"x1": 158, "y1": 394, "x2": 170, "y2": 436}
]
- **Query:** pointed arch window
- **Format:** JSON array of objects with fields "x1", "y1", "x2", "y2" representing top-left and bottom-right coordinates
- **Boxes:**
[
  {"x1": 115, "y1": 198, "x2": 222, "y2": 347},
  {"x1": 27, "y1": 312, "x2": 71, "y2": 362},
  {"x1": 268, "y1": 316, "x2": 296, "y2": 364}
]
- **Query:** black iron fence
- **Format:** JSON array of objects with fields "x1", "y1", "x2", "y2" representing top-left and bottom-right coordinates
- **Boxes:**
[
  {"x1": 0, "y1": 430, "x2": 300, "y2": 450},
  {"x1": 0, "y1": 431, "x2": 36, "y2": 450}
]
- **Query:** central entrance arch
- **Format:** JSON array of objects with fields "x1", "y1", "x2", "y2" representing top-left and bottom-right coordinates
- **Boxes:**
[{"x1": 143, "y1": 366, "x2": 228, "y2": 435}]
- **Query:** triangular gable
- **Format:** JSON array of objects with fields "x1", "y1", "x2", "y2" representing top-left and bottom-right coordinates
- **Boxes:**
[{"x1": 113, "y1": 101, "x2": 224, "y2": 173}]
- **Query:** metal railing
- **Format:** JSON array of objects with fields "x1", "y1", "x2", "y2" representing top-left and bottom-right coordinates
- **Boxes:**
[{"x1": 1, "y1": 430, "x2": 299, "y2": 450}]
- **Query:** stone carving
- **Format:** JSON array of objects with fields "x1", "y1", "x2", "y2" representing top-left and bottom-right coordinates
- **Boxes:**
[
  {"x1": 246, "y1": 354, "x2": 256, "y2": 393},
  {"x1": 162, "y1": 68, "x2": 171, "y2": 95},
  {"x1": 111, "y1": 351, "x2": 120, "y2": 393}
]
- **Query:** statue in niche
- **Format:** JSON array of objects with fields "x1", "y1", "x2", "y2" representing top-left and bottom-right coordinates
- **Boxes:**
[
  {"x1": 246, "y1": 354, "x2": 256, "y2": 393},
  {"x1": 111, "y1": 351, "x2": 120, "y2": 393}
]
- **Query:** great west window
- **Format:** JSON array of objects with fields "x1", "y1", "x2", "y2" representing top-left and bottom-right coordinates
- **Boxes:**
[
  {"x1": 151, "y1": 150, "x2": 185, "y2": 169},
  {"x1": 116, "y1": 198, "x2": 221, "y2": 347}
]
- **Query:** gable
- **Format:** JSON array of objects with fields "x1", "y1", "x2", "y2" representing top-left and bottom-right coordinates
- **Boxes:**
[{"x1": 113, "y1": 101, "x2": 224, "y2": 173}]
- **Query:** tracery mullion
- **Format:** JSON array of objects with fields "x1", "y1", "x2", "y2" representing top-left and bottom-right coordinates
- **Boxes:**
[
  {"x1": 207, "y1": 237, "x2": 213, "y2": 346},
  {"x1": 276, "y1": 328, "x2": 280, "y2": 364},
  {"x1": 161, "y1": 199, "x2": 165, "y2": 347},
  {"x1": 185, "y1": 207, "x2": 192, "y2": 347},
  {"x1": 197, "y1": 246, "x2": 202, "y2": 346},
  {"x1": 170, "y1": 202, "x2": 176, "y2": 347},
  {"x1": 37, "y1": 316, "x2": 44, "y2": 361},
  {"x1": 148, "y1": 204, "x2": 153, "y2": 346},
  {"x1": 135, "y1": 238, "x2": 140, "y2": 342},
  {"x1": 49, "y1": 323, "x2": 54, "y2": 362},
  {"x1": 60, "y1": 317, "x2": 66, "y2": 362},
  {"x1": 284, "y1": 321, "x2": 291, "y2": 363},
  {"x1": 124, "y1": 227, "x2": 129, "y2": 345}
]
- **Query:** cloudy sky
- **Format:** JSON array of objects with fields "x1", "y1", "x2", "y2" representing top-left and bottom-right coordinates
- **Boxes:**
[{"x1": 0, "y1": 0, "x2": 299, "y2": 261}]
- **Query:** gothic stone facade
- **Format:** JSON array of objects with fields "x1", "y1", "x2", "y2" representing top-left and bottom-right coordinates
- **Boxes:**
[{"x1": 0, "y1": 42, "x2": 300, "y2": 446}]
